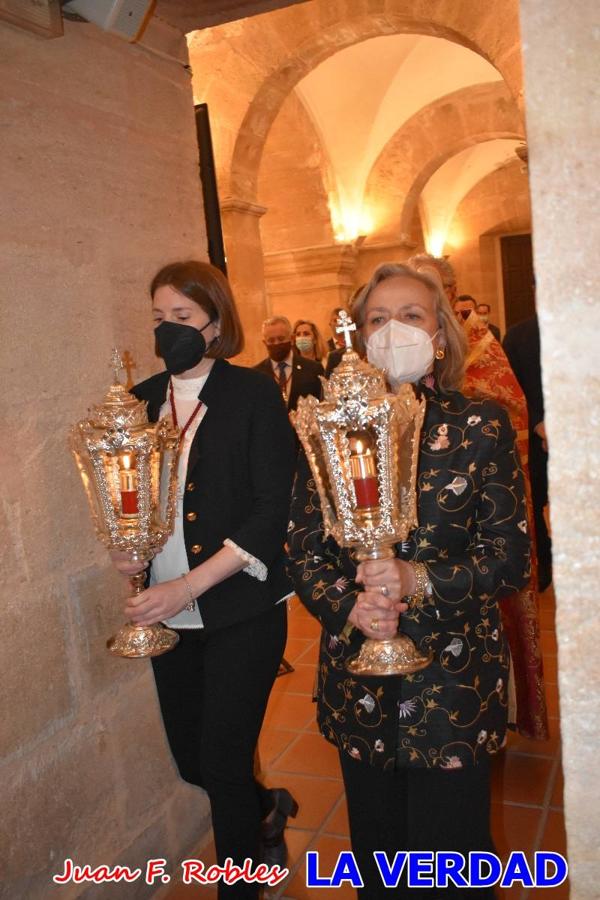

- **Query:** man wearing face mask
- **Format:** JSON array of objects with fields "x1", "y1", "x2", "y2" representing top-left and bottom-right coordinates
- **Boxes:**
[
  {"x1": 254, "y1": 315, "x2": 324, "y2": 411},
  {"x1": 453, "y1": 293, "x2": 477, "y2": 322},
  {"x1": 476, "y1": 302, "x2": 501, "y2": 341}
]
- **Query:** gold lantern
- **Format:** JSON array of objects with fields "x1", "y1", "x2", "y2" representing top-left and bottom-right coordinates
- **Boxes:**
[
  {"x1": 292, "y1": 314, "x2": 432, "y2": 675},
  {"x1": 70, "y1": 350, "x2": 180, "y2": 658}
]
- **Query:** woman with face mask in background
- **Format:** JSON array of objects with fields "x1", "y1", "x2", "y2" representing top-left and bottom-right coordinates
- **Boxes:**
[
  {"x1": 109, "y1": 261, "x2": 298, "y2": 896},
  {"x1": 292, "y1": 319, "x2": 327, "y2": 364},
  {"x1": 288, "y1": 263, "x2": 531, "y2": 898}
]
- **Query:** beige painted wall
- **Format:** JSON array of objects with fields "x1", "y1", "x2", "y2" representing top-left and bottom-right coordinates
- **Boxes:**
[
  {"x1": 520, "y1": 0, "x2": 600, "y2": 896},
  {"x1": 0, "y1": 20, "x2": 211, "y2": 899}
]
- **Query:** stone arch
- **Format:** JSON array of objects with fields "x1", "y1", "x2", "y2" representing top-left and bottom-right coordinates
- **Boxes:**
[
  {"x1": 399, "y1": 136, "x2": 524, "y2": 241},
  {"x1": 191, "y1": 0, "x2": 523, "y2": 202},
  {"x1": 447, "y1": 158, "x2": 531, "y2": 314},
  {"x1": 362, "y1": 81, "x2": 524, "y2": 242},
  {"x1": 257, "y1": 90, "x2": 337, "y2": 251}
]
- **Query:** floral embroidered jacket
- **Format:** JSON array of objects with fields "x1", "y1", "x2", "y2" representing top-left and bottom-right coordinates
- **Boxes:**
[{"x1": 287, "y1": 384, "x2": 531, "y2": 771}]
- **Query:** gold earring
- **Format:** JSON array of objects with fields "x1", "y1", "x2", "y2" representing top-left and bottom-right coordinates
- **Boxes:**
[{"x1": 435, "y1": 347, "x2": 445, "y2": 360}]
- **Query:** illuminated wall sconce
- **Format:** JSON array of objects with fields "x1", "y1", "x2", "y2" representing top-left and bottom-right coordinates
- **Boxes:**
[
  {"x1": 426, "y1": 231, "x2": 447, "y2": 257},
  {"x1": 330, "y1": 193, "x2": 373, "y2": 243}
]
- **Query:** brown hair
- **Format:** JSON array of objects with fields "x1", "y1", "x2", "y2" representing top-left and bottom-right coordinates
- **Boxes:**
[
  {"x1": 150, "y1": 260, "x2": 244, "y2": 359},
  {"x1": 350, "y1": 263, "x2": 467, "y2": 392},
  {"x1": 292, "y1": 319, "x2": 327, "y2": 362}
]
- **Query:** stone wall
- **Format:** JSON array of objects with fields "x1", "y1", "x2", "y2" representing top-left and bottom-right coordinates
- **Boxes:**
[
  {"x1": 258, "y1": 91, "x2": 334, "y2": 254},
  {"x1": 0, "y1": 19, "x2": 211, "y2": 899},
  {"x1": 519, "y1": 0, "x2": 600, "y2": 896},
  {"x1": 448, "y1": 159, "x2": 532, "y2": 332}
]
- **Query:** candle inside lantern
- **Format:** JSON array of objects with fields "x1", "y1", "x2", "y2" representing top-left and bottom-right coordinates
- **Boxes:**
[
  {"x1": 348, "y1": 433, "x2": 379, "y2": 509},
  {"x1": 118, "y1": 452, "x2": 138, "y2": 518}
]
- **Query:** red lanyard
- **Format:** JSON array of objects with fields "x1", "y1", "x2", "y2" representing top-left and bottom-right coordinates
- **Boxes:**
[{"x1": 169, "y1": 378, "x2": 204, "y2": 443}]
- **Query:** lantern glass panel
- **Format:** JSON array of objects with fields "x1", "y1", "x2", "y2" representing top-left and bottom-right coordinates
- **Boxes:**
[
  {"x1": 307, "y1": 432, "x2": 336, "y2": 516},
  {"x1": 152, "y1": 442, "x2": 178, "y2": 530},
  {"x1": 347, "y1": 427, "x2": 380, "y2": 513},
  {"x1": 73, "y1": 445, "x2": 105, "y2": 531},
  {"x1": 397, "y1": 417, "x2": 419, "y2": 517}
]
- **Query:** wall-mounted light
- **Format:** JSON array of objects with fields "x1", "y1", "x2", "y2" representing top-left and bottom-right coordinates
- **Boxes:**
[
  {"x1": 426, "y1": 231, "x2": 446, "y2": 257},
  {"x1": 329, "y1": 194, "x2": 373, "y2": 243}
]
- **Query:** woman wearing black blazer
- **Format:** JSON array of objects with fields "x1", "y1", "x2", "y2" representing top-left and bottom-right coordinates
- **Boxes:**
[{"x1": 110, "y1": 261, "x2": 297, "y2": 896}]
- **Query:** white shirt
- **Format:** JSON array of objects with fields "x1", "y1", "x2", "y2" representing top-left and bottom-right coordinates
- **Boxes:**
[
  {"x1": 151, "y1": 373, "x2": 208, "y2": 629},
  {"x1": 150, "y1": 372, "x2": 276, "y2": 629}
]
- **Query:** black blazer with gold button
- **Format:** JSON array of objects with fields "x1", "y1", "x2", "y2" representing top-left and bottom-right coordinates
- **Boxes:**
[{"x1": 132, "y1": 358, "x2": 296, "y2": 632}]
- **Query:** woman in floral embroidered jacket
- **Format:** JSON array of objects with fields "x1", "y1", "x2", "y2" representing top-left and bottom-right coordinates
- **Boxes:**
[{"x1": 288, "y1": 264, "x2": 531, "y2": 898}]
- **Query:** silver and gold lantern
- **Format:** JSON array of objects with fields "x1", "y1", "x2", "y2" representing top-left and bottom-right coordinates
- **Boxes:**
[
  {"x1": 292, "y1": 315, "x2": 432, "y2": 676},
  {"x1": 70, "y1": 351, "x2": 180, "y2": 658}
]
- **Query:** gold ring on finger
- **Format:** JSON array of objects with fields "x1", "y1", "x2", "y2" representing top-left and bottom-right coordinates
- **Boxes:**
[{"x1": 370, "y1": 617, "x2": 379, "y2": 631}]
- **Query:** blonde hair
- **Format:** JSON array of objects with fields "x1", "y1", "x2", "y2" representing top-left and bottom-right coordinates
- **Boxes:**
[
  {"x1": 350, "y1": 263, "x2": 467, "y2": 392},
  {"x1": 292, "y1": 319, "x2": 327, "y2": 362}
]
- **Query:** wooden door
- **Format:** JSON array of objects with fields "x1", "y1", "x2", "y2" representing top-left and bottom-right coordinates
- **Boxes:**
[{"x1": 501, "y1": 234, "x2": 536, "y2": 329}]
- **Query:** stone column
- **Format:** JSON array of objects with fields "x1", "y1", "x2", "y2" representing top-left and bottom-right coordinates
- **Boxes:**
[
  {"x1": 220, "y1": 197, "x2": 268, "y2": 366},
  {"x1": 519, "y1": 1, "x2": 600, "y2": 896}
]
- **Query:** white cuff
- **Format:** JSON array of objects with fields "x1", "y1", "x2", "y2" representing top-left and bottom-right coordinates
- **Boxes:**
[{"x1": 224, "y1": 539, "x2": 268, "y2": 582}]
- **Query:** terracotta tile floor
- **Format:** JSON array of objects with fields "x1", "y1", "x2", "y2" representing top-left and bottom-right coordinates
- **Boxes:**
[{"x1": 164, "y1": 587, "x2": 567, "y2": 899}]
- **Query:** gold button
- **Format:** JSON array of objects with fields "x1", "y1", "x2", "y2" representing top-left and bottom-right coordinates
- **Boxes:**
[
  {"x1": 187, "y1": 482, "x2": 195, "y2": 491},
  {"x1": 191, "y1": 544, "x2": 202, "y2": 555},
  {"x1": 186, "y1": 511, "x2": 197, "y2": 522}
]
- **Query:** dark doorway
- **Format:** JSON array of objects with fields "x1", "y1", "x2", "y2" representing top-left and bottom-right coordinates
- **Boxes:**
[
  {"x1": 501, "y1": 233, "x2": 536, "y2": 329},
  {"x1": 195, "y1": 103, "x2": 227, "y2": 275}
]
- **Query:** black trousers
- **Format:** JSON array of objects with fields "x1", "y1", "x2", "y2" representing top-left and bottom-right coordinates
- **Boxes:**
[
  {"x1": 339, "y1": 752, "x2": 495, "y2": 899},
  {"x1": 151, "y1": 603, "x2": 287, "y2": 898}
]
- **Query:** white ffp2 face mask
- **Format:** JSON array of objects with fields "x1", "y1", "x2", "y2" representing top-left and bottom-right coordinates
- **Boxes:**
[{"x1": 366, "y1": 319, "x2": 438, "y2": 385}]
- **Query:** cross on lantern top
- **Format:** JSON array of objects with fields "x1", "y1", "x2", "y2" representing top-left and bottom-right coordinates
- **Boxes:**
[
  {"x1": 110, "y1": 347, "x2": 124, "y2": 384},
  {"x1": 335, "y1": 310, "x2": 356, "y2": 350}
]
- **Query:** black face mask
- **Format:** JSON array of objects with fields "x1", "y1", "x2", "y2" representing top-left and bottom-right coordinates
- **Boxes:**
[
  {"x1": 154, "y1": 320, "x2": 213, "y2": 375},
  {"x1": 266, "y1": 340, "x2": 292, "y2": 363},
  {"x1": 459, "y1": 309, "x2": 472, "y2": 321}
]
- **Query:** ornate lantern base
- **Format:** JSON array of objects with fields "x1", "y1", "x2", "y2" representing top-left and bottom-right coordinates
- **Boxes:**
[
  {"x1": 107, "y1": 622, "x2": 179, "y2": 658},
  {"x1": 347, "y1": 544, "x2": 433, "y2": 676},
  {"x1": 347, "y1": 635, "x2": 432, "y2": 676},
  {"x1": 106, "y1": 570, "x2": 179, "y2": 658}
]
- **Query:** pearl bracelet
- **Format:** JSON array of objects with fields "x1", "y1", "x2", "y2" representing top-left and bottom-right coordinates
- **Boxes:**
[
  {"x1": 181, "y1": 573, "x2": 196, "y2": 611},
  {"x1": 406, "y1": 562, "x2": 432, "y2": 609}
]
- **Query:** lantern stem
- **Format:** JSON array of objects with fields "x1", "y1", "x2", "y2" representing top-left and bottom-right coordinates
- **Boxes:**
[
  {"x1": 105, "y1": 567, "x2": 180, "y2": 658},
  {"x1": 129, "y1": 571, "x2": 146, "y2": 596}
]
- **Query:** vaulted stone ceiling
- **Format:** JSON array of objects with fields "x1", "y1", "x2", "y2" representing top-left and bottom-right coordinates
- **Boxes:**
[
  {"x1": 187, "y1": 0, "x2": 526, "y2": 257},
  {"x1": 293, "y1": 33, "x2": 505, "y2": 242}
]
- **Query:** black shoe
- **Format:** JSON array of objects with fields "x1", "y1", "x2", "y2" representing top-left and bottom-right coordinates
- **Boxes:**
[{"x1": 260, "y1": 788, "x2": 299, "y2": 868}]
